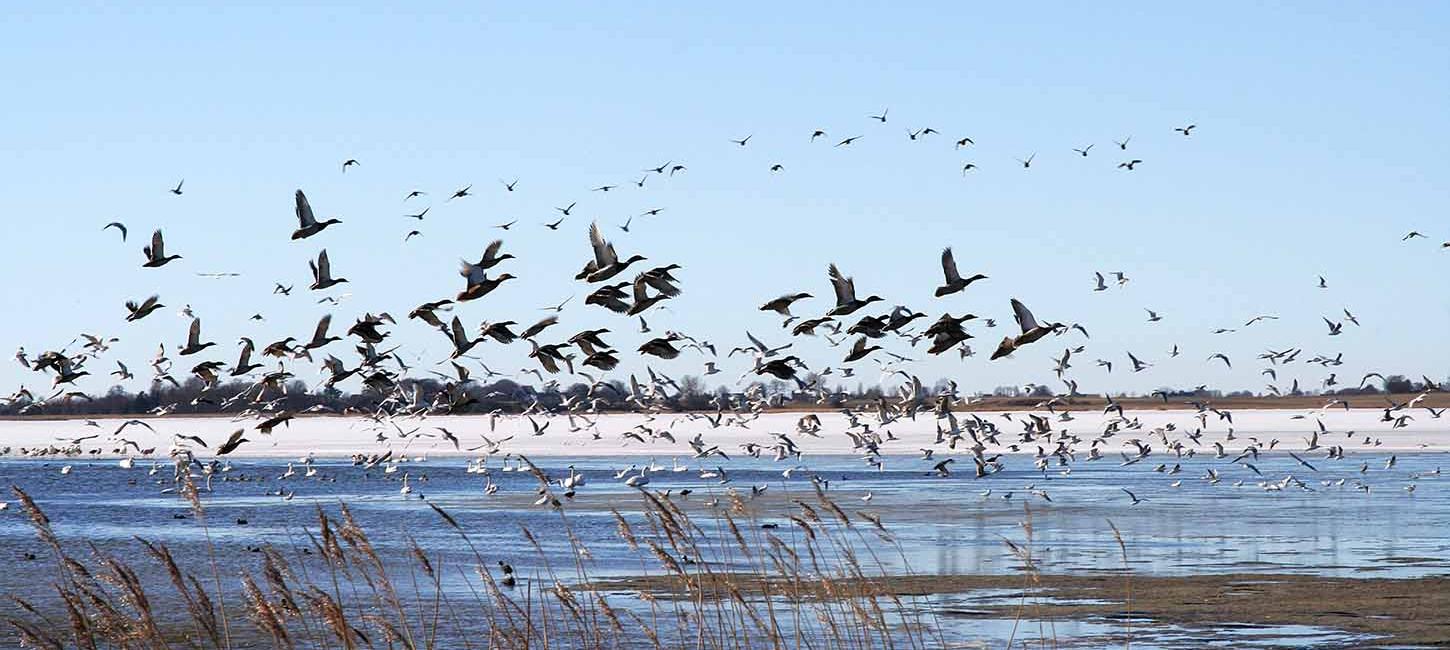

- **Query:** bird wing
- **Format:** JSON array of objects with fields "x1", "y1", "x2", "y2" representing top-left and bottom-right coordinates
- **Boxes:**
[
  {"x1": 827, "y1": 264, "x2": 855, "y2": 305},
  {"x1": 589, "y1": 222, "x2": 617, "y2": 267},
  {"x1": 150, "y1": 230, "x2": 165, "y2": 258},
  {"x1": 1011, "y1": 299, "x2": 1039, "y2": 334},
  {"x1": 941, "y1": 248, "x2": 961, "y2": 283},
  {"x1": 187, "y1": 318, "x2": 202, "y2": 347},
  {"x1": 295, "y1": 190, "x2": 316, "y2": 228},
  {"x1": 104, "y1": 222, "x2": 128, "y2": 240},
  {"x1": 483, "y1": 239, "x2": 504, "y2": 263},
  {"x1": 317, "y1": 250, "x2": 331, "y2": 278},
  {"x1": 312, "y1": 314, "x2": 332, "y2": 343}
]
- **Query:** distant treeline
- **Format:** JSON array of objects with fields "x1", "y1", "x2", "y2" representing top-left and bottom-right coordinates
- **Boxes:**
[{"x1": 2, "y1": 371, "x2": 1442, "y2": 417}]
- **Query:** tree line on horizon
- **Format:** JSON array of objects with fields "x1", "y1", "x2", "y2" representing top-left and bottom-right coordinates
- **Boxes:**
[{"x1": 2, "y1": 371, "x2": 1443, "y2": 418}]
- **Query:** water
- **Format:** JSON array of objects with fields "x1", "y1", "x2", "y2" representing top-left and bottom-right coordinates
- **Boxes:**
[{"x1": 2, "y1": 448, "x2": 1446, "y2": 647}]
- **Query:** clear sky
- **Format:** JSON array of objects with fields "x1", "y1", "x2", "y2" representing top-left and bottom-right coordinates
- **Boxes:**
[{"x1": 2, "y1": 2, "x2": 1447, "y2": 398}]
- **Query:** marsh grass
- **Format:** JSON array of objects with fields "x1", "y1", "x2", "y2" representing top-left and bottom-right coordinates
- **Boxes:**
[{"x1": 5, "y1": 475, "x2": 995, "y2": 650}]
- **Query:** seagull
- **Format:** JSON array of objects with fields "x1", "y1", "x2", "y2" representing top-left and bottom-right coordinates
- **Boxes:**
[
  {"x1": 1323, "y1": 318, "x2": 1343, "y2": 336},
  {"x1": 170, "y1": 179, "x2": 184, "y2": 195},
  {"x1": 103, "y1": 222, "x2": 127, "y2": 241},
  {"x1": 869, "y1": 108, "x2": 888, "y2": 123},
  {"x1": 836, "y1": 136, "x2": 862, "y2": 147},
  {"x1": 1114, "y1": 137, "x2": 1131, "y2": 150},
  {"x1": 1175, "y1": 124, "x2": 1197, "y2": 136},
  {"x1": 1072, "y1": 145, "x2": 1093, "y2": 157},
  {"x1": 342, "y1": 159, "x2": 359, "y2": 172},
  {"x1": 730, "y1": 135, "x2": 752, "y2": 147},
  {"x1": 448, "y1": 184, "x2": 472, "y2": 201},
  {"x1": 1017, "y1": 154, "x2": 1035, "y2": 168},
  {"x1": 1121, "y1": 488, "x2": 1145, "y2": 505},
  {"x1": 1118, "y1": 160, "x2": 1142, "y2": 170}
]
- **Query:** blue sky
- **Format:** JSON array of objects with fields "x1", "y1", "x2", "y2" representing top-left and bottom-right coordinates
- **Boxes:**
[{"x1": 2, "y1": 2, "x2": 1447, "y2": 397}]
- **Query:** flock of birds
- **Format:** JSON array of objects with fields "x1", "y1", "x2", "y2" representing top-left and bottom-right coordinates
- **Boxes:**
[{"x1": 2, "y1": 110, "x2": 1447, "y2": 513}]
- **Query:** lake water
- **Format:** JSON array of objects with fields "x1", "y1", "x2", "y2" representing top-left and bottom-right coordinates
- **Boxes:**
[{"x1": 2, "y1": 437, "x2": 1446, "y2": 648}]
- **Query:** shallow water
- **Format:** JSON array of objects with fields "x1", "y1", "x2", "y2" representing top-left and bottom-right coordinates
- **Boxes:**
[{"x1": 2, "y1": 448, "x2": 1445, "y2": 647}]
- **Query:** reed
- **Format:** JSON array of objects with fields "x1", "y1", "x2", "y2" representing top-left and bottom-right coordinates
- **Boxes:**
[{"x1": 4, "y1": 481, "x2": 992, "y2": 649}]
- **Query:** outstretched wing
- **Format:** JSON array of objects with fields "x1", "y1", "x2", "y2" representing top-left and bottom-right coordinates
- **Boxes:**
[
  {"x1": 828, "y1": 264, "x2": 855, "y2": 305},
  {"x1": 1011, "y1": 299, "x2": 1039, "y2": 333},
  {"x1": 295, "y1": 190, "x2": 316, "y2": 228},
  {"x1": 589, "y1": 222, "x2": 617, "y2": 267},
  {"x1": 941, "y1": 248, "x2": 961, "y2": 283}
]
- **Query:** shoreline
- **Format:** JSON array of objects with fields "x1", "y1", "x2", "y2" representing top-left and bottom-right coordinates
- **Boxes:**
[{"x1": 587, "y1": 571, "x2": 1450, "y2": 646}]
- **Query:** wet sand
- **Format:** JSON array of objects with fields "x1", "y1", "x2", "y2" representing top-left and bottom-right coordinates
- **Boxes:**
[{"x1": 589, "y1": 571, "x2": 1450, "y2": 646}]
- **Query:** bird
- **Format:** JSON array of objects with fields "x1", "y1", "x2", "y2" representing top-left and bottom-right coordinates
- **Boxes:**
[
  {"x1": 1072, "y1": 145, "x2": 1093, "y2": 157},
  {"x1": 1118, "y1": 159, "x2": 1142, "y2": 170},
  {"x1": 826, "y1": 264, "x2": 883, "y2": 316},
  {"x1": 342, "y1": 159, "x2": 359, "y2": 172},
  {"x1": 1017, "y1": 154, "x2": 1035, "y2": 168},
  {"x1": 730, "y1": 135, "x2": 752, "y2": 147},
  {"x1": 125, "y1": 295, "x2": 164, "y2": 321},
  {"x1": 142, "y1": 230, "x2": 182, "y2": 267},
  {"x1": 103, "y1": 222, "x2": 127, "y2": 241},
  {"x1": 292, "y1": 190, "x2": 343, "y2": 240},
  {"x1": 169, "y1": 179, "x2": 184, "y2": 195},
  {"x1": 1121, "y1": 488, "x2": 1145, "y2": 505},
  {"x1": 836, "y1": 136, "x2": 863, "y2": 147},
  {"x1": 1174, "y1": 124, "x2": 1196, "y2": 136},
  {"x1": 1115, "y1": 137, "x2": 1131, "y2": 150},
  {"x1": 934, "y1": 248, "x2": 987, "y2": 297},
  {"x1": 178, "y1": 318, "x2": 215, "y2": 356},
  {"x1": 309, "y1": 250, "x2": 348, "y2": 291},
  {"x1": 761, "y1": 293, "x2": 812, "y2": 317},
  {"x1": 869, "y1": 109, "x2": 888, "y2": 123},
  {"x1": 449, "y1": 185, "x2": 473, "y2": 201}
]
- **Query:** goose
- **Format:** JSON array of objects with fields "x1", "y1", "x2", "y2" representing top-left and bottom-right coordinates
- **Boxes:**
[
  {"x1": 304, "y1": 314, "x2": 342, "y2": 350},
  {"x1": 456, "y1": 261, "x2": 515, "y2": 301},
  {"x1": 578, "y1": 223, "x2": 647, "y2": 282},
  {"x1": 309, "y1": 250, "x2": 348, "y2": 290},
  {"x1": 934, "y1": 247, "x2": 987, "y2": 297},
  {"x1": 990, "y1": 299, "x2": 1058, "y2": 359},
  {"x1": 842, "y1": 336, "x2": 883, "y2": 363},
  {"x1": 760, "y1": 292, "x2": 812, "y2": 316},
  {"x1": 626, "y1": 273, "x2": 671, "y2": 315},
  {"x1": 585, "y1": 282, "x2": 632, "y2": 313},
  {"x1": 471, "y1": 240, "x2": 515, "y2": 270},
  {"x1": 230, "y1": 339, "x2": 262, "y2": 376},
  {"x1": 178, "y1": 318, "x2": 216, "y2": 356},
  {"x1": 638, "y1": 334, "x2": 683, "y2": 359},
  {"x1": 142, "y1": 230, "x2": 182, "y2": 267},
  {"x1": 125, "y1": 295, "x2": 164, "y2": 321},
  {"x1": 826, "y1": 264, "x2": 883, "y2": 316},
  {"x1": 519, "y1": 316, "x2": 559, "y2": 340},
  {"x1": 291, "y1": 190, "x2": 342, "y2": 240},
  {"x1": 447, "y1": 316, "x2": 484, "y2": 358},
  {"x1": 479, "y1": 320, "x2": 520, "y2": 344}
]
